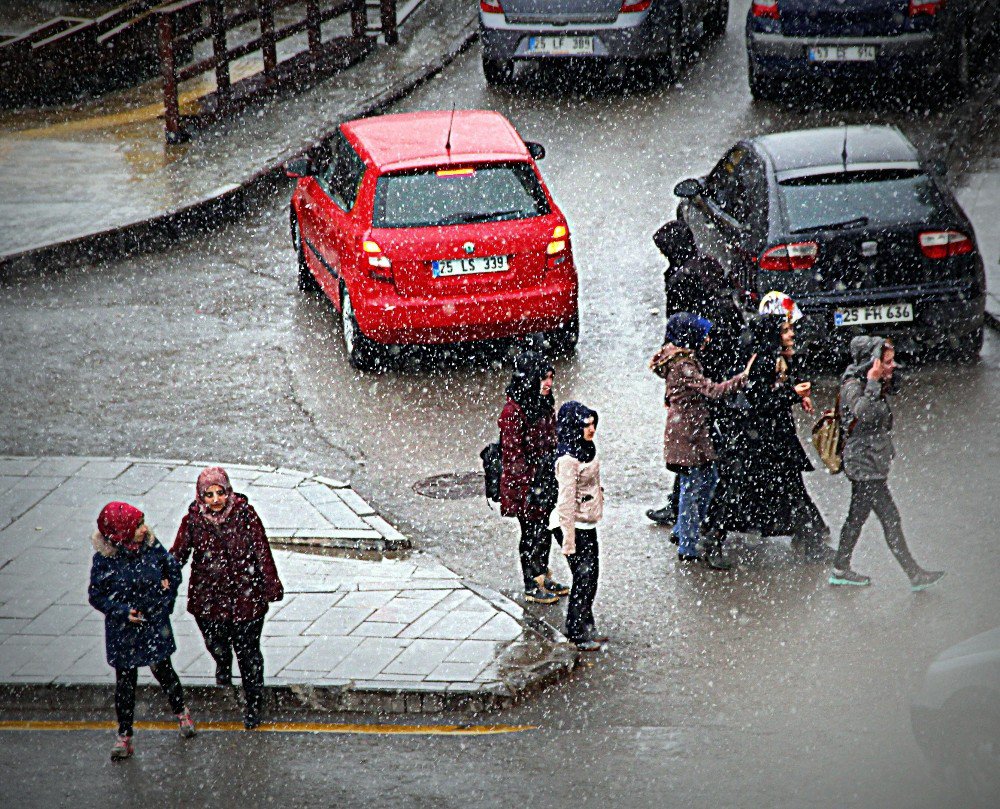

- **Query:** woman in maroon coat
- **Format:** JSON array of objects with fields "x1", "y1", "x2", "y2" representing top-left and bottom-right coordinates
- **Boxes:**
[
  {"x1": 499, "y1": 350, "x2": 568, "y2": 604},
  {"x1": 171, "y1": 466, "x2": 283, "y2": 729}
]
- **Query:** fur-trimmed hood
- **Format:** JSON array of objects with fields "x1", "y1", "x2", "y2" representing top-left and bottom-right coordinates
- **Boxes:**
[{"x1": 91, "y1": 528, "x2": 156, "y2": 557}]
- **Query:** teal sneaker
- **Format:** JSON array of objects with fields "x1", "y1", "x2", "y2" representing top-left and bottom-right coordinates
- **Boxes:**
[
  {"x1": 910, "y1": 570, "x2": 945, "y2": 592},
  {"x1": 829, "y1": 568, "x2": 871, "y2": 587}
]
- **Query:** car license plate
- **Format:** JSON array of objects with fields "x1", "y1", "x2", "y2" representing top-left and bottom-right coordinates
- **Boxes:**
[
  {"x1": 808, "y1": 45, "x2": 877, "y2": 62},
  {"x1": 432, "y1": 255, "x2": 509, "y2": 278},
  {"x1": 834, "y1": 303, "x2": 913, "y2": 327},
  {"x1": 527, "y1": 36, "x2": 595, "y2": 55}
]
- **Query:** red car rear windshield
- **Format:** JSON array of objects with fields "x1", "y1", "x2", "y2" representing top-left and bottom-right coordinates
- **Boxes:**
[{"x1": 372, "y1": 163, "x2": 550, "y2": 228}]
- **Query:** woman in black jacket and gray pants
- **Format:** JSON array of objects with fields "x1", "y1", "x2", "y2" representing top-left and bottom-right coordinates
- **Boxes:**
[{"x1": 830, "y1": 336, "x2": 944, "y2": 591}]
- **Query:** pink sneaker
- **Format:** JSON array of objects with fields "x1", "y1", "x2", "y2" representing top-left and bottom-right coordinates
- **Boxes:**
[
  {"x1": 110, "y1": 734, "x2": 133, "y2": 760},
  {"x1": 177, "y1": 708, "x2": 196, "y2": 738}
]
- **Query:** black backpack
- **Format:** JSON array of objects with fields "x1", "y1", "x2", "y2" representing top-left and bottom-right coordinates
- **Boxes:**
[{"x1": 480, "y1": 441, "x2": 502, "y2": 503}]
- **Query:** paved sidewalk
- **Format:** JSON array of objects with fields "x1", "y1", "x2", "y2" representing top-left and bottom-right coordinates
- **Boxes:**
[
  {"x1": 0, "y1": 0, "x2": 478, "y2": 266},
  {"x1": 0, "y1": 456, "x2": 576, "y2": 715}
]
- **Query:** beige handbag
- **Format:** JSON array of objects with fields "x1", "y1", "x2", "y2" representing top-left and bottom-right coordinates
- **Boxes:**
[{"x1": 812, "y1": 394, "x2": 844, "y2": 474}]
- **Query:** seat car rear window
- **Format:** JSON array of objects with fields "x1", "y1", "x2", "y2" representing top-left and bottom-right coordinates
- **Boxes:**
[
  {"x1": 372, "y1": 163, "x2": 550, "y2": 228},
  {"x1": 778, "y1": 169, "x2": 944, "y2": 233}
]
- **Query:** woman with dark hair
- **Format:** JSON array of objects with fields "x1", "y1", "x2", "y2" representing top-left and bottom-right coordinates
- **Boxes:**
[
  {"x1": 651, "y1": 313, "x2": 753, "y2": 565},
  {"x1": 702, "y1": 315, "x2": 834, "y2": 564},
  {"x1": 89, "y1": 502, "x2": 195, "y2": 760},
  {"x1": 171, "y1": 466, "x2": 284, "y2": 729},
  {"x1": 551, "y1": 401, "x2": 605, "y2": 650},
  {"x1": 499, "y1": 350, "x2": 568, "y2": 604}
]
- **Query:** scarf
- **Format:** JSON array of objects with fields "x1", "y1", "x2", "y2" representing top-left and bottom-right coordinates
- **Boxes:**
[
  {"x1": 556, "y1": 401, "x2": 599, "y2": 463},
  {"x1": 196, "y1": 466, "x2": 237, "y2": 527},
  {"x1": 505, "y1": 350, "x2": 555, "y2": 422}
]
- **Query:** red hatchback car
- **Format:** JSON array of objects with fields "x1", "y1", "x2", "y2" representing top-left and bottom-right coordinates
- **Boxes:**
[{"x1": 287, "y1": 109, "x2": 579, "y2": 369}]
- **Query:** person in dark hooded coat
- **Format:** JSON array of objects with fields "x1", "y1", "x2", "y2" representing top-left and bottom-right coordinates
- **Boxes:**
[
  {"x1": 499, "y1": 350, "x2": 569, "y2": 604},
  {"x1": 550, "y1": 401, "x2": 605, "y2": 650},
  {"x1": 701, "y1": 315, "x2": 834, "y2": 562},
  {"x1": 647, "y1": 256, "x2": 745, "y2": 528},
  {"x1": 171, "y1": 466, "x2": 283, "y2": 729},
  {"x1": 89, "y1": 502, "x2": 195, "y2": 760},
  {"x1": 830, "y1": 336, "x2": 944, "y2": 590}
]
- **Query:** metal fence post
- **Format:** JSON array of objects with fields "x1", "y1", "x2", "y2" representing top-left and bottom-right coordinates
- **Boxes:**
[
  {"x1": 158, "y1": 10, "x2": 184, "y2": 143},
  {"x1": 305, "y1": 0, "x2": 321, "y2": 54},
  {"x1": 208, "y1": 0, "x2": 230, "y2": 98},
  {"x1": 380, "y1": 0, "x2": 397, "y2": 45},
  {"x1": 350, "y1": 0, "x2": 367, "y2": 40},
  {"x1": 258, "y1": 0, "x2": 277, "y2": 78}
]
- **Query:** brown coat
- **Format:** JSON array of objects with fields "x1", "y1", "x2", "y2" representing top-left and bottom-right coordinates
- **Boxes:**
[
  {"x1": 651, "y1": 344, "x2": 747, "y2": 468},
  {"x1": 498, "y1": 399, "x2": 557, "y2": 521}
]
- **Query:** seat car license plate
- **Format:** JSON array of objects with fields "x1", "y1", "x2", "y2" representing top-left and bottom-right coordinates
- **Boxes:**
[
  {"x1": 432, "y1": 255, "x2": 509, "y2": 278},
  {"x1": 527, "y1": 36, "x2": 595, "y2": 55},
  {"x1": 834, "y1": 303, "x2": 913, "y2": 327},
  {"x1": 808, "y1": 45, "x2": 877, "y2": 62}
]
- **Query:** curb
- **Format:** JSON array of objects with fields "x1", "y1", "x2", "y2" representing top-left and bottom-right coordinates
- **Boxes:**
[
  {"x1": 0, "y1": 19, "x2": 480, "y2": 277},
  {"x1": 985, "y1": 310, "x2": 1000, "y2": 334}
]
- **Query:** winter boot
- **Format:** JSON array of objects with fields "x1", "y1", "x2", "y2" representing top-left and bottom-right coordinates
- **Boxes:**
[
  {"x1": 544, "y1": 571, "x2": 570, "y2": 596},
  {"x1": 909, "y1": 569, "x2": 945, "y2": 592},
  {"x1": 110, "y1": 733, "x2": 134, "y2": 761},
  {"x1": 524, "y1": 575, "x2": 559, "y2": 604},
  {"x1": 244, "y1": 687, "x2": 265, "y2": 730},
  {"x1": 646, "y1": 505, "x2": 676, "y2": 526}
]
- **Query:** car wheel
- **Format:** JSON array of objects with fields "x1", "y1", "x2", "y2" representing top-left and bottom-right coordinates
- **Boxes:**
[
  {"x1": 340, "y1": 285, "x2": 382, "y2": 371},
  {"x1": 748, "y1": 58, "x2": 778, "y2": 101},
  {"x1": 483, "y1": 56, "x2": 514, "y2": 87},
  {"x1": 545, "y1": 313, "x2": 579, "y2": 356},
  {"x1": 956, "y1": 327, "x2": 984, "y2": 363},
  {"x1": 290, "y1": 209, "x2": 318, "y2": 294},
  {"x1": 705, "y1": 0, "x2": 728, "y2": 40}
]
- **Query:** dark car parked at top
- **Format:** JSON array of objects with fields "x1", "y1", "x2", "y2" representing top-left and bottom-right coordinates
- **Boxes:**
[
  {"x1": 668, "y1": 125, "x2": 986, "y2": 359},
  {"x1": 745, "y1": 0, "x2": 1000, "y2": 100},
  {"x1": 479, "y1": 0, "x2": 730, "y2": 86}
]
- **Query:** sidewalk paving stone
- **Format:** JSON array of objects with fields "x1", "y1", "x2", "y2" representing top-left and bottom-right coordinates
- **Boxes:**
[{"x1": 0, "y1": 456, "x2": 577, "y2": 715}]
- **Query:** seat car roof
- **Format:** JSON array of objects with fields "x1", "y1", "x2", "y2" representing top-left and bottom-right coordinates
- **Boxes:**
[
  {"x1": 754, "y1": 125, "x2": 922, "y2": 181},
  {"x1": 343, "y1": 110, "x2": 531, "y2": 172}
]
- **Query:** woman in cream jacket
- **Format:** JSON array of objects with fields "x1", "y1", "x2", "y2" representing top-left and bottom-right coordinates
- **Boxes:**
[{"x1": 550, "y1": 401, "x2": 605, "y2": 651}]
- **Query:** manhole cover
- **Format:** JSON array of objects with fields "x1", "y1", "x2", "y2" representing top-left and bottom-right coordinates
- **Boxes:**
[{"x1": 413, "y1": 471, "x2": 484, "y2": 500}]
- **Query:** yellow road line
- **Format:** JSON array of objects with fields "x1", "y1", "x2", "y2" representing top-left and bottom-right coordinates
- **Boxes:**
[{"x1": 0, "y1": 720, "x2": 535, "y2": 736}]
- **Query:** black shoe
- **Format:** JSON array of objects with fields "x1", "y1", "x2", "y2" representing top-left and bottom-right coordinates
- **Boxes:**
[
  {"x1": 524, "y1": 584, "x2": 559, "y2": 604},
  {"x1": 544, "y1": 577, "x2": 571, "y2": 597},
  {"x1": 646, "y1": 506, "x2": 677, "y2": 526},
  {"x1": 244, "y1": 716, "x2": 261, "y2": 730},
  {"x1": 910, "y1": 569, "x2": 945, "y2": 592},
  {"x1": 677, "y1": 552, "x2": 699, "y2": 562},
  {"x1": 669, "y1": 532, "x2": 680, "y2": 545}
]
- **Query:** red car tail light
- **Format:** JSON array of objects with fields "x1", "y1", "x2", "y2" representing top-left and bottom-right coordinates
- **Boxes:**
[
  {"x1": 363, "y1": 239, "x2": 394, "y2": 282},
  {"x1": 621, "y1": 1, "x2": 652, "y2": 12},
  {"x1": 546, "y1": 225, "x2": 569, "y2": 268},
  {"x1": 908, "y1": 0, "x2": 945, "y2": 16},
  {"x1": 918, "y1": 230, "x2": 973, "y2": 259},
  {"x1": 480, "y1": 0, "x2": 504, "y2": 13},
  {"x1": 751, "y1": 0, "x2": 780, "y2": 19},
  {"x1": 758, "y1": 241, "x2": 818, "y2": 270}
]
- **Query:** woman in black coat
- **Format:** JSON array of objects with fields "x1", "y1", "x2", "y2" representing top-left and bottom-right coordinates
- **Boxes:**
[
  {"x1": 89, "y1": 502, "x2": 195, "y2": 760},
  {"x1": 701, "y1": 315, "x2": 834, "y2": 563}
]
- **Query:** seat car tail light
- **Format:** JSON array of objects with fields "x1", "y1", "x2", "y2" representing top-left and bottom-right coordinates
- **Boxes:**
[
  {"x1": 621, "y1": 1, "x2": 652, "y2": 12},
  {"x1": 758, "y1": 241, "x2": 818, "y2": 270},
  {"x1": 480, "y1": 0, "x2": 504, "y2": 13},
  {"x1": 751, "y1": 0, "x2": 780, "y2": 19},
  {"x1": 918, "y1": 230, "x2": 973, "y2": 259},
  {"x1": 363, "y1": 239, "x2": 393, "y2": 282},
  {"x1": 908, "y1": 0, "x2": 945, "y2": 16}
]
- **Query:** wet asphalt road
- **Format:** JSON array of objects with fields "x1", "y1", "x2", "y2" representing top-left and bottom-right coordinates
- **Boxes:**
[{"x1": 2, "y1": 7, "x2": 1000, "y2": 807}]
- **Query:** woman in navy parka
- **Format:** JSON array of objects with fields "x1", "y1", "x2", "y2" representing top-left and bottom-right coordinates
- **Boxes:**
[{"x1": 89, "y1": 501, "x2": 196, "y2": 760}]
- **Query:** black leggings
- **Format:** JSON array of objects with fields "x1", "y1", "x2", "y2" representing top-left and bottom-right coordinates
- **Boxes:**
[
  {"x1": 195, "y1": 616, "x2": 266, "y2": 689},
  {"x1": 552, "y1": 527, "x2": 599, "y2": 643},
  {"x1": 834, "y1": 478, "x2": 919, "y2": 576},
  {"x1": 115, "y1": 658, "x2": 185, "y2": 736},
  {"x1": 517, "y1": 516, "x2": 552, "y2": 590}
]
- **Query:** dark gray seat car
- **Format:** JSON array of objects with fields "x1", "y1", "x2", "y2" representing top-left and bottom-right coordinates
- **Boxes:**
[
  {"x1": 479, "y1": 0, "x2": 729, "y2": 86},
  {"x1": 667, "y1": 125, "x2": 986, "y2": 359}
]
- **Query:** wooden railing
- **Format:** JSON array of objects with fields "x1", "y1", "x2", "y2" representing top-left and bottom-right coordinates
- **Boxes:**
[{"x1": 158, "y1": 0, "x2": 392, "y2": 143}]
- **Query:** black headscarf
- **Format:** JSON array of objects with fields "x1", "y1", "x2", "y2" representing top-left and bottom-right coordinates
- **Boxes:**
[
  {"x1": 505, "y1": 350, "x2": 555, "y2": 421},
  {"x1": 557, "y1": 401, "x2": 598, "y2": 462},
  {"x1": 742, "y1": 314, "x2": 785, "y2": 385}
]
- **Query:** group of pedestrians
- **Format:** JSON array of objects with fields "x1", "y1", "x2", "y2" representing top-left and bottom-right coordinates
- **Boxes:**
[
  {"x1": 88, "y1": 466, "x2": 284, "y2": 760},
  {"x1": 645, "y1": 248, "x2": 944, "y2": 590}
]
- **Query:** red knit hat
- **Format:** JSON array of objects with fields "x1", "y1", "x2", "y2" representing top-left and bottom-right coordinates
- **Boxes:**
[{"x1": 97, "y1": 502, "x2": 145, "y2": 546}]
